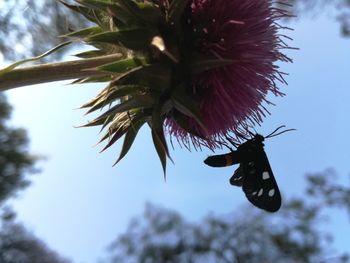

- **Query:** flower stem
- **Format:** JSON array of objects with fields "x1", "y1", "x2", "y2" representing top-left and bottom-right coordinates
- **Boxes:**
[{"x1": 0, "y1": 53, "x2": 122, "y2": 92}]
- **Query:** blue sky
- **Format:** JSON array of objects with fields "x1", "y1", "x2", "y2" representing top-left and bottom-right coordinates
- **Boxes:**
[{"x1": 2, "y1": 14, "x2": 350, "y2": 263}]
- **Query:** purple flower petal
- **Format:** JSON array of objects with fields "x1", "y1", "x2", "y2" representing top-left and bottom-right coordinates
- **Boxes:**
[{"x1": 166, "y1": 0, "x2": 292, "y2": 149}]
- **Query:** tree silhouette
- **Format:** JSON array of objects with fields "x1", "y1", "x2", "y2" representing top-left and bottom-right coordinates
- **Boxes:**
[
  {"x1": 0, "y1": 210, "x2": 71, "y2": 263},
  {"x1": 306, "y1": 169, "x2": 350, "y2": 215},
  {"x1": 0, "y1": 94, "x2": 38, "y2": 204},
  {"x1": 0, "y1": 93, "x2": 69, "y2": 262},
  {"x1": 0, "y1": 0, "x2": 89, "y2": 61},
  {"x1": 104, "y1": 171, "x2": 350, "y2": 263},
  {"x1": 278, "y1": 0, "x2": 350, "y2": 36}
]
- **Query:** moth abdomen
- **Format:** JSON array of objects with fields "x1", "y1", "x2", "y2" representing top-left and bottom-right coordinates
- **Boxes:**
[{"x1": 204, "y1": 152, "x2": 240, "y2": 167}]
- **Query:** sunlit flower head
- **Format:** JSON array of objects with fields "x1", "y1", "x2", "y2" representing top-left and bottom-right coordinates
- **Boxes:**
[
  {"x1": 166, "y1": 0, "x2": 292, "y2": 148},
  {"x1": 55, "y1": 0, "x2": 293, "y2": 172}
]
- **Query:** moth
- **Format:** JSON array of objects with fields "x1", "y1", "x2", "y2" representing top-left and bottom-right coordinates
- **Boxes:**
[{"x1": 204, "y1": 126, "x2": 294, "y2": 212}]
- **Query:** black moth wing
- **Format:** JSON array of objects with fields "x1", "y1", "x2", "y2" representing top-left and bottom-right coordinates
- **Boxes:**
[
  {"x1": 230, "y1": 165, "x2": 244, "y2": 186},
  {"x1": 241, "y1": 146, "x2": 281, "y2": 212}
]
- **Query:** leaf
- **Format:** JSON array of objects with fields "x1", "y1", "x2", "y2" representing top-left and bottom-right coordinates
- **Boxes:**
[
  {"x1": 99, "y1": 124, "x2": 128, "y2": 152},
  {"x1": 115, "y1": 0, "x2": 161, "y2": 26},
  {"x1": 59, "y1": 1, "x2": 90, "y2": 13},
  {"x1": 80, "y1": 95, "x2": 105, "y2": 109},
  {"x1": 0, "y1": 41, "x2": 72, "y2": 76},
  {"x1": 151, "y1": 101, "x2": 173, "y2": 178},
  {"x1": 100, "y1": 127, "x2": 128, "y2": 152},
  {"x1": 86, "y1": 85, "x2": 147, "y2": 114},
  {"x1": 113, "y1": 117, "x2": 146, "y2": 165},
  {"x1": 171, "y1": 84, "x2": 208, "y2": 134},
  {"x1": 97, "y1": 115, "x2": 128, "y2": 144},
  {"x1": 115, "y1": 0, "x2": 142, "y2": 19},
  {"x1": 151, "y1": 102, "x2": 172, "y2": 160},
  {"x1": 59, "y1": 1, "x2": 107, "y2": 26},
  {"x1": 100, "y1": 112, "x2": 146, "y2": 152},
  {"x1": 136, "y1": 2, "x2": 162, "y2": 26},
  {"x1": 152, "y1": 129, "x2": 167, "y2": 178},
  {"x1": 97, "y1": 57, "x2": 148, "y2": 73},
  {"x1": 74, "y1": 50, "x2": 107, "y2": 58},
  {"x1": 62, "y1": 26, "x2": 103, "y2": 38},
  {"x1": 172, "y1": 111, "x2": 205, "y2": 139},
  {"x1": 76, "y1": 0, "x2": 115, "y2": 10},
  {"x1": 112, "y1": 63, "x2": 171, "y2": 91},
  {"x1": 71, "y1": 75, "x2": 112, "y2": 84},
  {"x1": 189, "y1": 53, "x2": 236, "y2": 75},
  {"x1": 94, "y1": 94, "x2": 154, "y2": 120},
  {"x1": 99, "y1": 114, "x2": 114, "y2": 132},
  {"x1": 86, "y1": 28, "x2": 155, "y2": 50},
  {"x1": 169, "y1": 0, "x2": 189, "y2": 24},
  {"x1": 80, "y1": 86, "x2": 110, "y2": 108},
  {"x1": 76, "y1": 0, "x2": 134, "y2": 26},
  {"x1": 77, "y1": 116, "x2": 109, "y2": 128}
]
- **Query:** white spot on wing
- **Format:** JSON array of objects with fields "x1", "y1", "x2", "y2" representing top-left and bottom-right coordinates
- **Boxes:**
[
  {"x1": 268, "y1": 189, "x2": 275, "y2": 197},
  {"x1": 258, "y1": 189, "x2": 263, "y2": 196},
  {"x1": 252, "y1": 191, "x2": 257, "y2": 196},
  {"x1": 262, "y1": 171, "x2": 270, "y2": 180}
]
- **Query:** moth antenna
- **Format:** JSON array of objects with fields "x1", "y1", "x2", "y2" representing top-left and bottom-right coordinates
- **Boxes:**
[
  {"x1": 266, "y1": 125, "x2": 296, "y2": 139},
  {"x1": 266, "y1": 128, "x2": 296, "y2": 138},
  {"x1": 265, "y1": 125, "x2": 286, "y2": 138}
]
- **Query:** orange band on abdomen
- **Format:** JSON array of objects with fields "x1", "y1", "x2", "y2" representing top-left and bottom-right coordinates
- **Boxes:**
[{"x1": 225, "y1": 154, "x2": 233, "y2": 166}]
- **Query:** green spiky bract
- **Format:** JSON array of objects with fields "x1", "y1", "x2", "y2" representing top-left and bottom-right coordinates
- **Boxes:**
[{"x1": 59, "y1": 0, "x2": 228, "y2": 177}]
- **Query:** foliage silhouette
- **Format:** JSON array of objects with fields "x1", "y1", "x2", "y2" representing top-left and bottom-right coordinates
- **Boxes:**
[
  {"x1": 104, "y1": 170, "x2": 350, "y2": 263},
  {"x1": 0, "y1": 209, "x2": 71, "y2": 263},
  {"x1": 0, "y1": 94, "x2": 38, "y2": 204}
]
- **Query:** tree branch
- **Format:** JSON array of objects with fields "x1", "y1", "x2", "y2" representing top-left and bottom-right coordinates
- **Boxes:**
[{"x1": 0, "y1": 53, "x2": 123, "y2": 91}]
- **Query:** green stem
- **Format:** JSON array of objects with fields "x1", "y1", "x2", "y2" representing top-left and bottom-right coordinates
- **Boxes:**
[{"x1": 0, "y1": 53, "x2": 122, "y2": 92}]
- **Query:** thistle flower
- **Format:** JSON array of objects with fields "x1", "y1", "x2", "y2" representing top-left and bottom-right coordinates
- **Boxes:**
[
  {"x1": 166, "y1": 0, "x2": 292, "y2": 148},
  {"x1": 4, "y1": 0, "x2": 291, "y2": 175}
]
